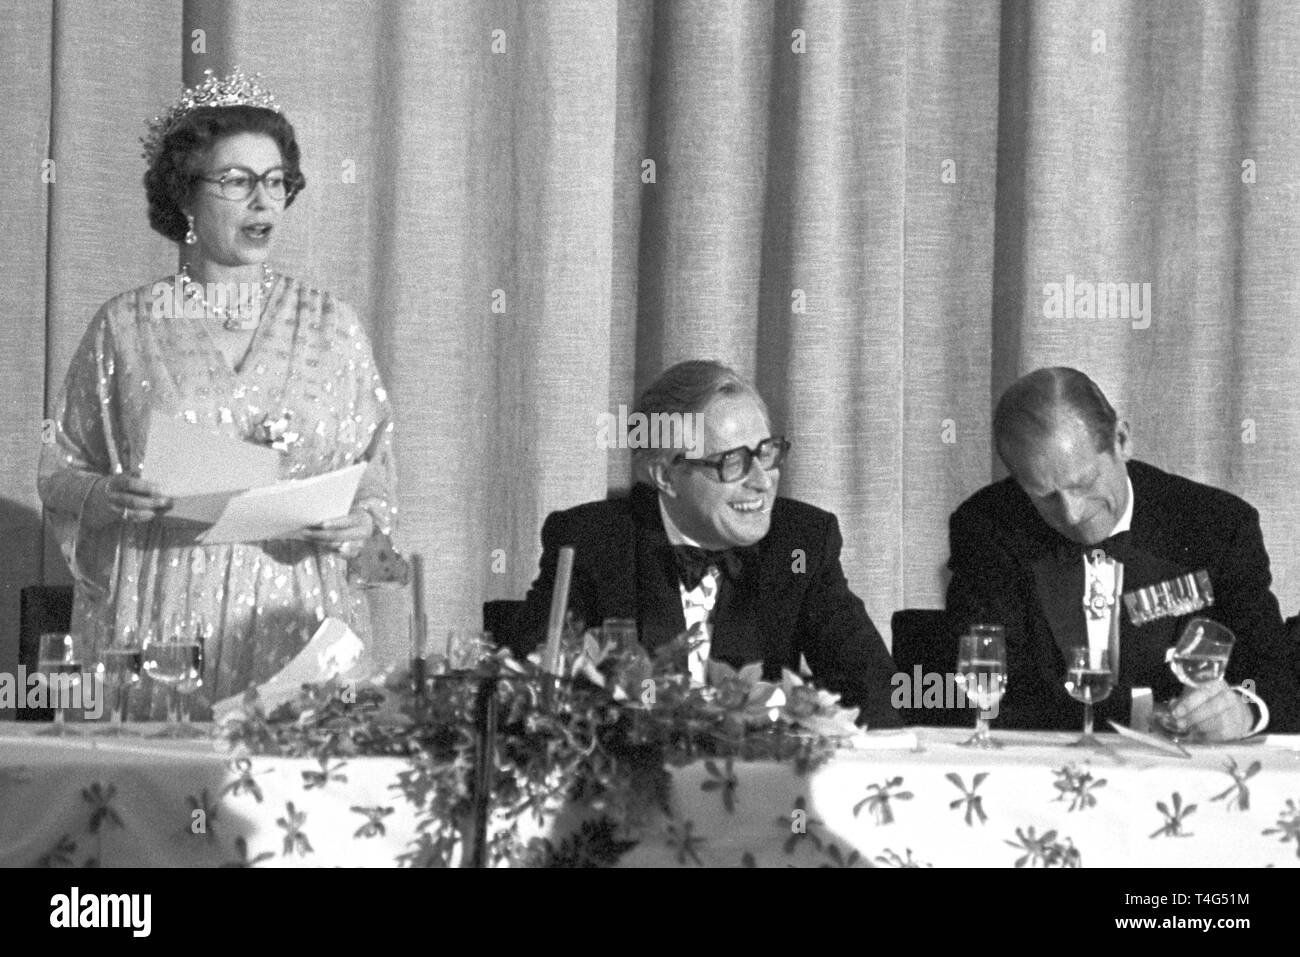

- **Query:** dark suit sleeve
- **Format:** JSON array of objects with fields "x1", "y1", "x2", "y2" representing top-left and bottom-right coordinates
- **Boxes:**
[
  {"x1": 945, "y1": 501, "x2": 1052, "y2": 730},
  {"x1": 501, "y1": 510, "x2": 598, "y2": 658},
  {"x1": 796, "y1": 513, "x2": 903, "y2": 729},
  {"x1": 1212, "y1": 506, "x2": 1300, "y2": 732}
]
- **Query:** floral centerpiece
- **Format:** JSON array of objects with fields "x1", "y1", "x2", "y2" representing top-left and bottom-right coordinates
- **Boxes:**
[{"x1": 218, "y1": 624, "x2": 866, "y2": 867}]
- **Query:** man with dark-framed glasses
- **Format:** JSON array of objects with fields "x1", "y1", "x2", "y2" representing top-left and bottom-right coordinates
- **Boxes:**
[{"x1": 502, "y1": 359, "x2": 901, "y2": 728}]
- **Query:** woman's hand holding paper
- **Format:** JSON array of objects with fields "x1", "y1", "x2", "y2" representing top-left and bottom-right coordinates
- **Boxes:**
[
  {"x1": 87, "y1": 473, "x2": 173, "y2": 527},
  {"x1": 297, "y1": 507, "x2": 375, "y2": 557}
]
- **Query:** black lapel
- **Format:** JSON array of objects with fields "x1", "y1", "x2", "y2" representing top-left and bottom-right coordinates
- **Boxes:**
[
  {"x1": 597, "y1": 501, "x2": 640, "y2": 631},
  {"x1": 1115, "y1": 463, "x2": 1190, "y2": 686},
  {"x1": 1027, "y1": 463, "x2": 1188, "y2": 685},
  {"x1": 1126, "y1": 462, "x2": 1170, "y2": 570},
  {"x1": 630, "y1": 484, "x2": 687, "y2": 652},
  {"x1": 1030, "y1": 550, "x2": 1087, "y2": 661},
  {"x1": 755, "y1": 509, "x2": 798, "y2": 672}
]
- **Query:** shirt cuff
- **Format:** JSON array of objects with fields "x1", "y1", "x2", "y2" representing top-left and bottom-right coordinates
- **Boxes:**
[
  {"x1": 1231, "y1": 683, "x2": 1270, "y2": 737},
  {"x1": 41, "y1": 467, "x2": 104, "y2": 518},
  {"x1": 353, "y1": 497, "x2": 395, "y2": 538}
]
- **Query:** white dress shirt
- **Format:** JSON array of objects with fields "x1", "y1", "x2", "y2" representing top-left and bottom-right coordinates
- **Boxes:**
[
  {"x1": 659, "y1": 497, "x2": 718, "y2": 685},
  {"x1": 1082, "y1": 476, "x2": 1135, "y2": 666},
  {"x1": 1112, "y1": 475, "x2": 1134, "y2": 535}
]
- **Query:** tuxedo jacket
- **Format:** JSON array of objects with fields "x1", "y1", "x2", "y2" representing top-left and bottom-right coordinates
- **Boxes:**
[
  {"x1": 502, "y1": 483, "x2": 902, "y2": 729},
  {"x1": 946, "y1": 459, "x2": 1300, "y2": 732}
]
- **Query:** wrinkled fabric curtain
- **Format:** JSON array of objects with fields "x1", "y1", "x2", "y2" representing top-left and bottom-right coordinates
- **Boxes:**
[{"x1": 4, "y1": 0, "x2": 1300, "y2": 697}]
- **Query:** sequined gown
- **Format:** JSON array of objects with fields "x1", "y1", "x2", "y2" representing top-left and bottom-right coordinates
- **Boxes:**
[{"x1": 38, "y1": 275, "x2": 398, "y2": 710}]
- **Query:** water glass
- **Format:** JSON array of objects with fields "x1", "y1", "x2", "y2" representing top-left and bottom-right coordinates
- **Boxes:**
[
  {"x1": 1064, "y1": 646, "x2": 1114, "y2": 747},
  {"x1": 957, "y1": 624, "x2": 1007, "y2": 749},
  {"x1": 446, "y1": 629, "x2": 493, "y2": 672},
  {"x1": 142, "y1": 615, "x2": 204, "y2": 738},
  {"x1": 93, "y1": 639, "x2": 144, "y2": 736},
  {"x1": 1152, "y1": 618, "x2": 1236, "y2": 740},
  {"x1": 36, "y1": 632, "x2": 85, "y2": 736},
  {"x1": 1166, "y1": 617, "x2": 1234, "y2": 687},
  {"x1": 601, "y1": 618, "x2": 639, "y2": 652}
]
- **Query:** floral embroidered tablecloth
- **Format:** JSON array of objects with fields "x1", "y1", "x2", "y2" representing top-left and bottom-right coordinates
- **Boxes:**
[
  {"x1": 0, "y1": 727, "x2": 420, "y2": 868},
  {"x1": 2, "y1": 725, "x2": 1298, "y2": 867},
  {"x1": 620, "y1": 729, "x2": 1300, "y2": 868}
]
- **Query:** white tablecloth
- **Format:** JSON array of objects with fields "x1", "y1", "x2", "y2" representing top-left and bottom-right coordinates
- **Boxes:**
[
  {"x1": 0, "y1": 726, "x2": 420, "y2": 867},
  {"x1": 623, "y1": 728, "x2": 1300, "y2": 867},
  {"x1": 3, "y1": 724, "x2": 1298, "y2": 867}
]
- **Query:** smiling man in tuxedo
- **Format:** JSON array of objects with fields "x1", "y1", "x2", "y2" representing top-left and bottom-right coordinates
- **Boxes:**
[
  {"x1": 503, "y1": 359, "x2": 901, "y2": 729},
  {"x1": 946, "y1": 366, "x2": 1300, "y2": 738}
]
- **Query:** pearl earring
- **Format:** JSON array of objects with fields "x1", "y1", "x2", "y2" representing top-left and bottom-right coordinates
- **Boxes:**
[{"x1": 185, "y1": 215, "x2": 197, "y2": 245}]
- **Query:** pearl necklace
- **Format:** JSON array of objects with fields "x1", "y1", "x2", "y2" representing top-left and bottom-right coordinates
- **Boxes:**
[{"x1": 177, "y1": 263, "x2": 275, "y2": 331}]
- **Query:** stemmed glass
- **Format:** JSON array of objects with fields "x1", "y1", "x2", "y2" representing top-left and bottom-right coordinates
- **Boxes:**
[
  {"x1": 1153, "y1": 617, "x2": 1235, "y2": 740},
  {"x1": 174, "y1": 618, "x2": 210, "y2": 736},
  {"x1": 1166, "y1": 617, "x2": 1234, "y2": 686},
  {"x1": 601, "y1": 618, "x2": 639, "y2": 651},
  {"x1": 36, "y1": 632, "x2": 85, "y2": 736},
  {"x1": 445, "y1": 629, "x2": 492, "y2": 672},
  {"x1": 957, "y1": 624, "x2": 1007, "y2": 749},
  {"x1": 142, "y1": 614, "x2": 204, "y2": 738},
  {"x1": 1064, "y1": 647, "x2": 1114, "y2": 747},
  {"x1": 93, "y1": 627, "x2": 144, "y2": 736}
]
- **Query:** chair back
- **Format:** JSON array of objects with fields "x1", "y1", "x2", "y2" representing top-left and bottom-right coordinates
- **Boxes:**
[
  {"x1": 482, "y1": 599, "x2": 527, "y2": 646},
  {"x1": 1286, "y1": 614, "x2": 1300, "y2": 683},
  {"x1": 890, "y1": 608, "x2": 968, "y2": 727},
  {"x1": 18, "y1": 585, "x2": 74, "y2": 721}
]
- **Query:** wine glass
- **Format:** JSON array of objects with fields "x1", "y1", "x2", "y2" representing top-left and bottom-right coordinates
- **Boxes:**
[
  {"x1": 601, "y1": 618, "x2": 639, "y2": 652},
  {"x1": 173, "y1": 619, "x2": 209, "y2": 737},
  {"x1": 93, "y1": 633, "x2": 144, "y2": 736},
  {"x1": 142, "y1": 614, "x2": 203, "y2": 738},
  {"x1": 1064, "y1": 646, "x2": 1114, "y2": 747},
  {"x1": 1153, "y1": 617, "x2": 1235, "y2": 739},
  {"x1": 957, "y1": 624, "x2": 1007, "y2": 749},
  {"x1": 1167, "y1": 617, "x2": 1234, "y2": 686},
  {"x1": 446, "y1": 629, "x2": 492, "y2": 672},
  {"x1": 36, "y1": 632, "x2": 85, "y2": 736}
]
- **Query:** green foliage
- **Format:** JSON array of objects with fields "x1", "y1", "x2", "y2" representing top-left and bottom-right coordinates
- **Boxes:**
[{"x1": 217, "y1": 631, "x2": 855, "y2": 867}]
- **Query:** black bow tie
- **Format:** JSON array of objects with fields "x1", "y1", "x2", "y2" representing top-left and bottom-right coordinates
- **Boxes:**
[
  {"x1": 671, "y1": 544, "x2": 745, "y2": 590},
  {"x1": 1056, "y1": 530, "x2": 1133, "y2": 564}
]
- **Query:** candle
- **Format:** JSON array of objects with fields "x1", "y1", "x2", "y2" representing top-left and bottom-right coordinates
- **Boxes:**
[
  {"x1": 542, "y1": 547, "x2": 575, "y2": 676},
  {"x1": 1108, "y1": 562, "x2": 1123, "y2": 674},
  {"x1": 411, "y1": 553, "x2": 427, "y2": 660}
]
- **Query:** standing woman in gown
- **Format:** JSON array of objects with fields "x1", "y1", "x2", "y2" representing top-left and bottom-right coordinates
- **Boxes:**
[{"x1": 37, "y1": 69, "x2": 398, "y2": 707}]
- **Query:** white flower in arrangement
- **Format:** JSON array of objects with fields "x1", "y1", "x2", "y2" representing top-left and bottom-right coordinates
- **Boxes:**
[
  {"x1": 216, "y1": 620, "x2": 880, "y2": 868},
  {"x1": 778, "y1": 670, "x2": 862, "y2": 739},
  {"x1": 706, "y1": 661, "x2": 777, "y2": 705}
]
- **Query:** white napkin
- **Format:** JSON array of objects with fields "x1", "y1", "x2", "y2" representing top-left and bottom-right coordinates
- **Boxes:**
[
  {"x1": 845, "y1": 729, "x2": 920, "y2": 750},
  {"x1": 212, "y1": 618, "x2": 366, "y2": 721}
]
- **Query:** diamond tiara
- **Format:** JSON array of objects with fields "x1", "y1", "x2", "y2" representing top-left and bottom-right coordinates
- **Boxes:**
[{"x1": 141, "y1": 67, "x2": 281, "y2": 165}]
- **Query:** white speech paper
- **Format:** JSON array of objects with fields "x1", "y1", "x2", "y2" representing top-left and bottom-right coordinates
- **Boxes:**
[
  {"x1": 198, "y1": 463, "x2": 366, "y2": 544},
  {"x1": 167, "y1": 489, "x2": 241, "y2": 525},
  {"x1": 141, "y1": 415, "x2": 282, "y2": 498},
  {"x1": 212, "y1": 617, "x2": 366, "y2": 722}
]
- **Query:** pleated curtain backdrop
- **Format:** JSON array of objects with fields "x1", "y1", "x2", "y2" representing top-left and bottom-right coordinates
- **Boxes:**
[{"x1": 3, "y1": 0, "x2": 1300, "y2": 695}]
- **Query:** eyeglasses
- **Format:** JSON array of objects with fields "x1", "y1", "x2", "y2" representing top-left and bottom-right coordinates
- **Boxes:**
[
  {"x1": 675, "y1": 436, "x2": 790, "y2": 483},
  {"x1": 197, "y1": 166, "x2": 290, "y2": 201}
]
